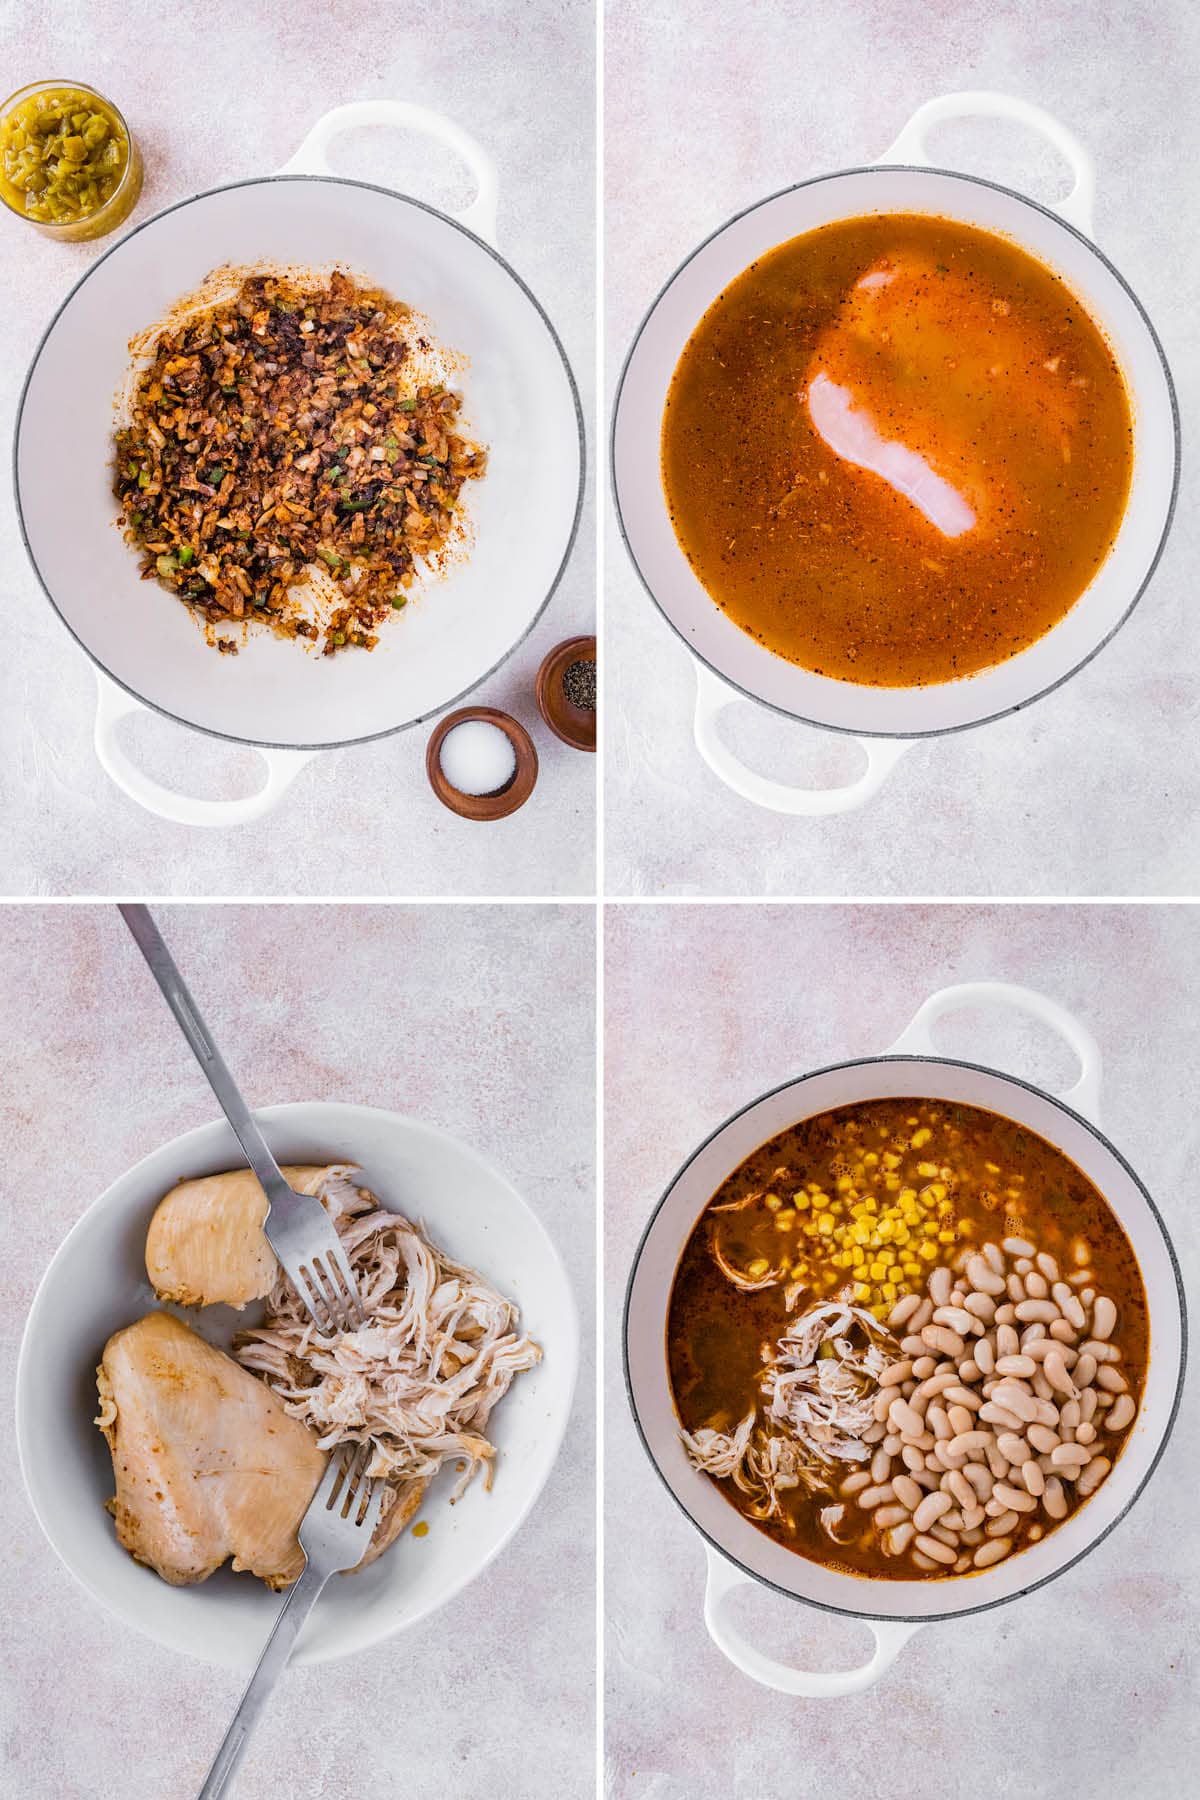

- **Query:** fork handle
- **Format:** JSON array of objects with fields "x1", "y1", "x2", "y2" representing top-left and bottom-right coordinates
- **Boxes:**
[
  {"x1": 118, "y1": 906, "x2": 297, "y2": 1217},
  {"x1": 197, "y1": 1558, "x2": 330, "y2": 1799}
]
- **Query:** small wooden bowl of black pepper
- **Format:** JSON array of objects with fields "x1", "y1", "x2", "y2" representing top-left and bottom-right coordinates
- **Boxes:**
[{"x1": 536, "y1": 635, "x2": 596, "y2": 752}]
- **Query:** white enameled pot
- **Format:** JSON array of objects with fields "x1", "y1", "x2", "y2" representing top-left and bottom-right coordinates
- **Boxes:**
[
  {"x1": 624, "y1": 982, "x2": 1186, "y2": 1695},
  {"x1": 14, "y1": 102, "x2": 584, "y2": 826},
  {"x1": 612, "y1": 93, "x2": 1180, "y2": 814},
  {"x1": 15, "y1": 1102, "x2": 578, "y2": 1667}
]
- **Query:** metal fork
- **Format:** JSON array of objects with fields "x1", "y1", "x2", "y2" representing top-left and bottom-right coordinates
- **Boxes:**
[
  {"x1": 118, "y1": 903, "x2": 365, "y2": 1336},
  {"x1": 197, "y1": 1444, "x2": 385, "y2": 1798}
]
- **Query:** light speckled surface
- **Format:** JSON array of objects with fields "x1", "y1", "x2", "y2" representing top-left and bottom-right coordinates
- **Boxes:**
[
  {"x1": 0, "y1": 0, "x2": 594, "y2": 897},
  {"x1": 605, "y1": 903, "x2": 1198, "y2": 1798},
  {"x1": 605, "y1": 0, "x2": 1200, "y2": 896},
  {"x1": 0, "y1": 902, "x2": 595, "y2": 1799}
]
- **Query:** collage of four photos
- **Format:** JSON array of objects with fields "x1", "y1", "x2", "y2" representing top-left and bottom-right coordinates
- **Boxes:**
[{"x1": 1, "y1": 0, "x2": 1197, "y2": 1797}]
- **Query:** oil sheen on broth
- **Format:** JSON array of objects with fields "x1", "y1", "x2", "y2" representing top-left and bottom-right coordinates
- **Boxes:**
[
  {"x1": 661, "y1": 216, "x2": 1134, "y2": 686},
  {"x1": 667, "y1": 1099, "x2": 1148, "y2": 1579}
]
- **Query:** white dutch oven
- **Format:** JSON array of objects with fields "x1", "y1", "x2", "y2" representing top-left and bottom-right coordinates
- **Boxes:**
[
  {"x1": 16, "y1": 1101, "x2": 578, "y2": 1667},
  {"x1": 612, "y1": 93, "x2": 1180, "y2": 814},
  {"x1": 14, "y1": 102, "x2": 584, "y2": 826},
  {"x1": 624, "y1": 982, "x2": 1186, "y2": 1694}
]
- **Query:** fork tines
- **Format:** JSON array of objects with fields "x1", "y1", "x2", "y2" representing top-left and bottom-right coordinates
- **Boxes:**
[
  {"x1": 320, "y1": 1442, "x2": 384, "y2": 1532},
  {"x1": 296, "y1": 1243, "x2": 367, "y2": 1337}
]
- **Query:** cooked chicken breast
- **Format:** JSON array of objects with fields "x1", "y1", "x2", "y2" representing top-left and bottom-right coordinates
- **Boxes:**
[
  {"x1": 145, "y1": 1164, "x2": 349, "y2": 1308},
  {"x1": 95, "y1": 1311, "x2": 325, "y2": 1588}
]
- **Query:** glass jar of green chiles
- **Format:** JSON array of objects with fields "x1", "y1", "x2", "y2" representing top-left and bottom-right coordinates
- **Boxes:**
[{"x1": 0, "y1": 81, "x2": 143, "y2": 240}]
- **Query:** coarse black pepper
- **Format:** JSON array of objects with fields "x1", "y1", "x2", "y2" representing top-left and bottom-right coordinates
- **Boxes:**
[{"x1": 562, "y1": 656, "x2": 596, "y2": 712}]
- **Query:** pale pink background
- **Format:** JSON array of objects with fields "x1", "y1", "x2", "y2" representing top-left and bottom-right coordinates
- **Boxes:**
[
  {"x1": 605, "y1": 0, "x2": 1200, "y2": 896},
  {"x1": 0, "y1": 0, "x2": 594, "y2": 897},
  {"x1": 0, "y1": 902, "x2": 595, "y2": 1799},
  {"x1": 605, "y1": 903, "x2": 1199, "y2": 1798}
]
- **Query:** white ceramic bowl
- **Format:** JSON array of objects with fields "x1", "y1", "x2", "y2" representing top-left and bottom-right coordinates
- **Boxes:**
[
  {"x1": 13, "y1": 102, "x2": 584, "y2": 826},
  {"x1": 624, "y1": 983, "x2": 1186, "y2": 1694},
  {"x1": 16, "y1": 1101, "x2": 578, "y2": 1668},
  {"x1": 612, "y1": 93, "x2": 1180, "y2": 814}
]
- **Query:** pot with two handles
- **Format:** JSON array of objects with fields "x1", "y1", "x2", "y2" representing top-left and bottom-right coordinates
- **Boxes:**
[
  {"x1": 624, "y1": 982, "x2": 1186, "y2": 1694},
  {"x1": 612, "y1": 93, "x2": 1180, "y2": 815},
  {"x1": 14, "y1": 101, "x2": 584, "y2": 826}
]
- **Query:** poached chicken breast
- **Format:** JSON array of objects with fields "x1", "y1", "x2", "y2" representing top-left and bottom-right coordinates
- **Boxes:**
[
  {"x1": 95, "y1": 1311, "x2": 324, "y2": 1588},
  {"x1": 145, "y1": 1164, "x2": 348, "y2": 1309}
]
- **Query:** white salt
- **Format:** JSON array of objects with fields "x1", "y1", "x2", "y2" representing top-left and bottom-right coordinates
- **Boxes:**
[{"x1": 439, "y1": 719, "x2": 517, "y2": 796}]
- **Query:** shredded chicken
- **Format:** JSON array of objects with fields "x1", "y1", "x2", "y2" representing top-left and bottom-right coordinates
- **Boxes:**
[
  {"x1": 680, "y1": 1290, "x2": 895, "y2": 1525},
  {"x1": 235, "y1": 1172, "x2": 540, "y2": 1516}
]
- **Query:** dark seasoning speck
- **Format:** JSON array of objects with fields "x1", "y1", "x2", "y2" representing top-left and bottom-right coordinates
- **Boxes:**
[{"x1": 562, "y1": 656, "x2": 596, "y2": 711}]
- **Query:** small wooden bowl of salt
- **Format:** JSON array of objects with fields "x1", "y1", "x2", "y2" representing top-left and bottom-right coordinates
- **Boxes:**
[{"x1": 426, "y1": 707, "x2": 539, "y2": 820}]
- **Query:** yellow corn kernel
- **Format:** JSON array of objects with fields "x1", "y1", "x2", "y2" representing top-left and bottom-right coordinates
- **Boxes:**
[
  {"x1": 882, "y1": 1151, "x2": 902, "y2": 1170},
  {"x1": 903, "y1": 1260, "x2": 922, "y2": 1279},
  {"x1": 882, "y1": 1280, "x2": 898, "y2": 1301},
  {"x1": 748, "y1": 1257, "x2": 770, "y2": 1277},
  {"x1": 926, "y1": 1182, "x2": 947, "y2": 1203},
  {"x1": 917, "y1": 1161, "x2": 938, "y2": 1178},
  {"x1": 792, "y1": 1191, "x2": 811, "y2": 1210},
  {"x1": 918, "y1": 1240, "x2": 938, "y2": 1261},
  {"x1": 878, "y1": 1248, "x2": 895, "y2": 1268},
  {"x1": 817, "y1": 1211, "x2": 835, "y2": 1232},
  {"x1": 893, "y1": 1226, "x2": 911, "y2": 1247},
  {"x1": 851, "y1": 1246, "x2": 865, "y2": 1268},
  {"x1": 868, "y1": 1260, "x2": 886, "y2": 1280},
  {"x1": 923, "y1": 1220, "x2": 939, "y2": 1236},
  {"x1": 911, "y1": 1126, "x2": 932, "y2": 1148},
  {"x1": 883, "y1": 1174, "x2": 901, "y2": 1192},
  {"x1": 765, "y1": 1193, "x2": 782, "y2": 1211},
  {"x1": 958, "y1": 1218, "x2": 976, "y2": 1237},
  {"x1": 938, "y1": 1229, "x2": 957, "y2": 1244},
  {"x1": 877, "y1": 1218, "x2": 893, "y2": 1242},
  {"x1": 863, "y1": 1152, "x2": 879, "y2": 1168},
  {"x1": 775, "y1": 1214, "x2": 794, "y2": 1232},
  {"x1": 835, "y1": 1175, "x2": 854, "y2": 1194},
  {"x1": 871, "y1": 1302, "x2": 889, "y2": 1321},
  {"x1": 854, "y1": 1282, "x2": 870, "y2": 1302},
  {"x1": 985, "y1": 1161, "x2": 1001, "y2": 1175}
]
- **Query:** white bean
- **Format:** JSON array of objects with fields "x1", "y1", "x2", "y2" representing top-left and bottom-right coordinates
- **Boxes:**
[
  {"x1": 974, "y1": 1538, "x2": 1012, "y2": 1568},
  {"x1": 1015, "y1": 1299, "x2": 1059, "y2": 1324},
  {"x1": 994, "y1": 1355, "x2": 1037, "y2": 1377},
  {"x1": 1043, "y1": 1477, "x2": 1068, "y2": 1520},
  {"x1": 1092, "y1": 1295, "x2": 1117, "y2": 1340},
  {"x1": 1076, "y1": 1456, "x2": 1112, "y2": 1497},
  {"x1": 1002, "y1": 1237, "x2": 1035, "y2": 1258},
  {"x1": 1021, "y1": 1459, "x2": 1045, "y2": 1497},
  {"x1": 892, "y1": 1474, "x2": 924, "y2": 1511},
  {"x1": 986, "y1": 1510, "x2": 1020, "y2": 1536},
  {"x1": 1106, "y1": 1394, "x2": 1136, "y2": 1433},
  {"x1": 888, "y1": 1293, "x2": 922, "y2": 1329},
  {"x1": 992, "y1": 1481, "x2": 1037, "y2": 1514},
  {"x1": 914, "y1": 1533, "x2": 957, "y2": 1565},
  {"x1": 913, "y1": 1490, "x2": 953, "y2": 1532},
  {"x1": 967, "y1": 1255, "x2": 1006, "y2": 1296},
  {"x1": 929, "y1": 1266, "x2": 953, "y2": 1307}
]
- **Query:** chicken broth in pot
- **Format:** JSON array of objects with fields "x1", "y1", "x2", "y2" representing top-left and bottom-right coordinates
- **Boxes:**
[
  {"x1": 661, "y1": 215, "x2": 1134, "y2": 687},
  {"x1": 668, "y1": 1098, "x2": 1148, "y2": 1580}
]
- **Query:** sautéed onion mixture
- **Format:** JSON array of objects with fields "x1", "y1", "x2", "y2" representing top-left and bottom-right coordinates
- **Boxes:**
[
  {"x1": 669, "y1": 1099, "x2": 1147, "y2": 1579},
  {"x1": 662, "y1": 215, "x2": 1133, "y2": 687}
]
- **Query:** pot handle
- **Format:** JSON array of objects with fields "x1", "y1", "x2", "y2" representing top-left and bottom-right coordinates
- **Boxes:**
[
  {"x1": 703, "y1": 1547, "x2": 921, "y2": 1696},
  {"x1": 94, "y1": 674, "x2": 316, "y2": 828},
  {"x1": 888, "y1": 979, "x2": 1103, "y2": 1127},
  {"x1": 878, "y1": 91, "x2": 1096, "y2": 238},
  {"x1": 694, "y1": 662, "x2": 915, "y2": 815},
  {"x1": 278, "y1": 101, "x2": 500, "y2": 246}
]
